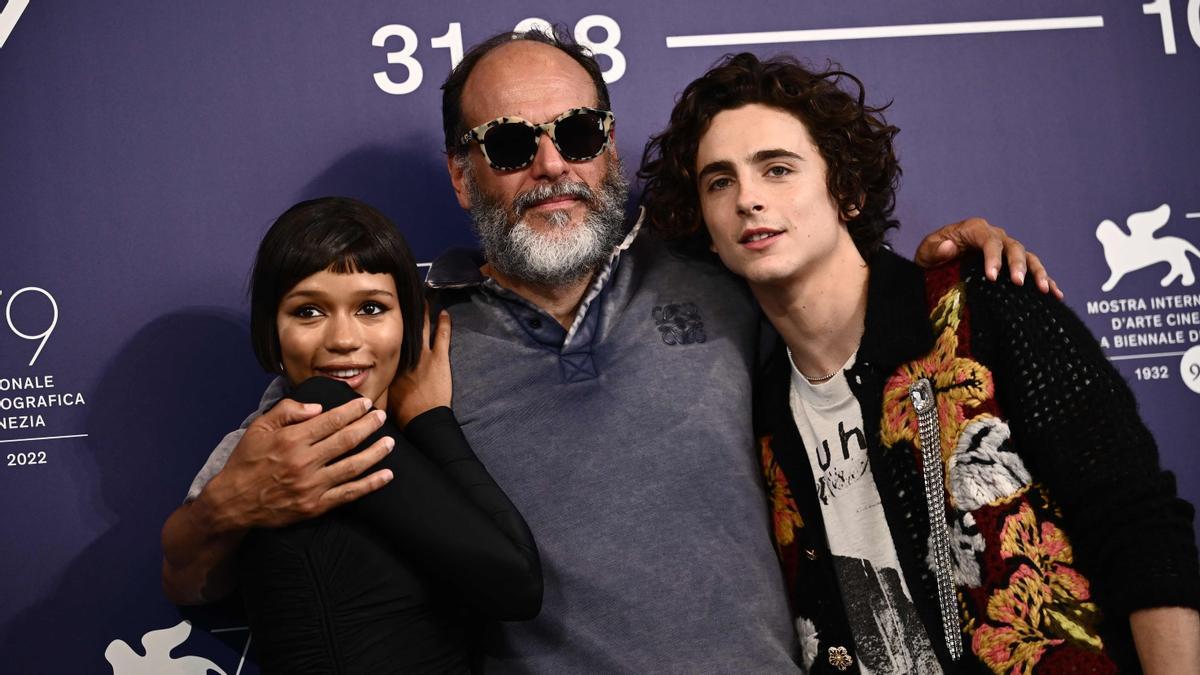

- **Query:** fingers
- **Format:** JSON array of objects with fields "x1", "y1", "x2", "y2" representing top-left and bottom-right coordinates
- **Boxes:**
[
  {"x1": 1001, "y1": 237, "x2": 1028, "y2": 286},
  {"x1": 421, "y1": 303, "x2": 433, "y2": 353},
  {"x1": 319, "y1": 435, "x2": 395, "y2": 489},
  {"x1": 1020, "y1": 252, "x2": 1064, "y2": 299},
  {"x1": 295, "y1": 397, "x2": 375, "y2": 444},
  {"x1": 961, "y1": 217, "x2": 1006, "y2": 242},
  {"x1": 949, "y1": 218, "x2": 1006, "y2": 281},
  {"x1": 245, "y1": 414, "x2": 389, "y2": 524},
  {"x1": 1025, "y1": 250, "x2": 1047, "y2": 292},
  {"x1": 1027, "y1": 250, "x2": 1064, "y2": 299},
  {"x1": 316, "y1": 437, "x2": 397, "y2": 513},
  {"x1": 433, "y1": 310, "x2": 451, "y2": 360},
  {"x1": 914, "y1": 233, "x2": 958, "y2": 267},
  {"x1": 920, "y1": 238, "x2": 958, "y2": 267},
  {"x1": 976, "y1": 234, "x2": 1001, "y2": 281},
  {"x1": 311, "y1": 408, "x2": 387, "y2": 463},
  {"x1": 318, "y1": 467, "x2": 395, "y2": 512},
  {"x1": 258, "y1": 398, "x2": 323, "y2": 429},
  {"x1": 915, "y1": 217, "x2": 1003, "y2": 268}
]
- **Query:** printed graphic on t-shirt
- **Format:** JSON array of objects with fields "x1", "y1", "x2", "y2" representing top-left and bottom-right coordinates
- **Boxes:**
[
  {"x1": 789, "y1": 360, "x2": 941, "y2": 674},
  {"x1": 811, "y1": 420, "x2": 871, "y2": 506},
  {"x1": 834, "y1": 555, "x2": 941, "y2": 673}
]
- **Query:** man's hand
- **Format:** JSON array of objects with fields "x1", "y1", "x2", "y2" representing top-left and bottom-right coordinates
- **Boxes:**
[
  {"x1": 203, "y1": 396, "x2": 394, "y2": 530},
  {"x1": 390, "y1": 309, "x2": 453, "y2": 427},
  {"x1": 914, "y1": 217, "x2": 1063, "y2": 299},
  {"x1": 161, "y1": 396, "x2": 391, "y2": 604}
]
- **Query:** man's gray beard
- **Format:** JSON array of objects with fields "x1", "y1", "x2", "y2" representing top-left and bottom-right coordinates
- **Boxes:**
[{"x1": 463, "y1": 154, "x2": 630, "y2": 286}]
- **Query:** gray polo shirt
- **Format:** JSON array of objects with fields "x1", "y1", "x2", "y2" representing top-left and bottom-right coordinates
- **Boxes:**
[{"x1": 188, "y1": 219, "x2": 798, "y2": 672}]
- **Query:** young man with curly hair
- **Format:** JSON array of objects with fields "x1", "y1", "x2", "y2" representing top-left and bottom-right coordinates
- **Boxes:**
[{"x1": 640, "y1": 53, "x2": 1200, "y2": 674}]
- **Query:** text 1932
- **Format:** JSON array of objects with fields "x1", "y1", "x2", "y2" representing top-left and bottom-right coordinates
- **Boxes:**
[{"x1": 1134, "y1": 365, "x2": 1170, "y2": 380}]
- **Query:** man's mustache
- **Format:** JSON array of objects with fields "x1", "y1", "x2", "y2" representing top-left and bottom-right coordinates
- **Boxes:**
[{"x1": 513, "y1": 181, "x2": 596, "y2": 216}]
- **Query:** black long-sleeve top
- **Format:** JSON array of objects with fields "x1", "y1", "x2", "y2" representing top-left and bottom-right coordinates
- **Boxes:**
[{"x1": 239, "y1": 377, "x2": 541, "y2": 674}]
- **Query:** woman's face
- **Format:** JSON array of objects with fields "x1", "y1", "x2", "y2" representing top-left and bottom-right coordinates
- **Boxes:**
[{"x1": 276, "y1": 268, "x2": 404, "y2": 409}]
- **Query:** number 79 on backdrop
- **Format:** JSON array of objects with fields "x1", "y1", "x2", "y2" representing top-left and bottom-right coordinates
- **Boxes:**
[
  {"x1": 372, "y1": 16, "x2": 626, "y2": 95},
  {"x1": 0, "y1": 288, "x2": 57, "y2": 368}
]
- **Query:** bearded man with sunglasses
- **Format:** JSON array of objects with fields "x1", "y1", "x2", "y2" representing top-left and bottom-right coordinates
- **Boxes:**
[{"x1": 162, "y1": 29, "x2": 1058, "y2": 671}]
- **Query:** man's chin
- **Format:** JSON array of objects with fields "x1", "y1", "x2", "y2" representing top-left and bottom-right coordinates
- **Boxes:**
[{"x1": 514, "y1": 225, "x2": 596, "y2": 253}]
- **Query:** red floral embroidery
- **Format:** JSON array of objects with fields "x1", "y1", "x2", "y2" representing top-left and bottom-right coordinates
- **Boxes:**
[
  {"x1": 760, "y1": 436, "x2": 803, "y2": 547},
  {"x1": 972, "y1": 503, "x2": 1103, "y2": 673}
]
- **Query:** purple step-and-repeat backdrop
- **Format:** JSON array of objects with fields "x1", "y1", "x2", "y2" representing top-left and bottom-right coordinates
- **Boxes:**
[{"x1": 2, "y1": 1, "x2": 1198, "y2": 672}]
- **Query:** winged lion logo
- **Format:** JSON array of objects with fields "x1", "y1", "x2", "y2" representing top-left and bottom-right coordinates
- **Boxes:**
[{"x1": 1095, "y1": 204, "x2": 1199, "y2": 292}]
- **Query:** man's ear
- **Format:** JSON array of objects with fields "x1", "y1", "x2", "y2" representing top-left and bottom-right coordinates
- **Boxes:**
[
  {"x1": 447, "y1": 154, "x2": 472, "y2": 210},
  {"x1": 840, "y1": 192, "x2": 865, "y2": 221}
]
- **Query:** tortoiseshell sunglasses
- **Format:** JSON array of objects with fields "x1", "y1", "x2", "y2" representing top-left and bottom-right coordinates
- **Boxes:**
[{"x1": 460, "y1": 107, "x2": 615, "y2": 171}]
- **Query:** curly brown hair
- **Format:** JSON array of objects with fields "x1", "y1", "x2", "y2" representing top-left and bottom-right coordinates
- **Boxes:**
[{"x1": 639, "y1": 52, "x2": 901, "y2": 257}]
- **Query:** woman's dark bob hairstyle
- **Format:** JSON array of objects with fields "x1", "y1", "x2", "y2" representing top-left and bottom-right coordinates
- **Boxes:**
[{"x1": 249, "y1": 196, "x2": 425, "y2": 377}]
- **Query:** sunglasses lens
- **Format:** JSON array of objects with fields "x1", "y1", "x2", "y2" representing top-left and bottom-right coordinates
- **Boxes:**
[
  {"x1": 554, "y1": 111, "x2": 608, "y2": 160},
  {"x1": 482, "y1": 123, "x2": 538, "y2": 169}
]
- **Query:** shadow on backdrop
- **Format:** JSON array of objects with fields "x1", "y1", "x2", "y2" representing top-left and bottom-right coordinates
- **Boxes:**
[
  {"x1": 3, "y1": 309, "x2": 272, "y2": 673},
  {"x1": 295, "y1": 138, "x2": 477, "y2": 263}
]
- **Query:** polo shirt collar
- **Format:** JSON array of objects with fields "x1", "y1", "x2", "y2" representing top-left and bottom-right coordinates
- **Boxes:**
[{"x1": 424, "y1": 209, "x2": 644, "y2": 351}]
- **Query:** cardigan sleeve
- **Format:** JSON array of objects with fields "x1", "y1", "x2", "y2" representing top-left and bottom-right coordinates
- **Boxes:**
[
  {"x1": 962, "y1": 260, "x2": 1199, "y2": 616},
  {"x1": 290, "y1": 377, "x2": 542, "y2": 621}
]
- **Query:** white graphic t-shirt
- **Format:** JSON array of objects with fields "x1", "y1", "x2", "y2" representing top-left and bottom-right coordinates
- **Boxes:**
[{"x1": 788, "y1": 352, "x2": 941, "y2": 674}]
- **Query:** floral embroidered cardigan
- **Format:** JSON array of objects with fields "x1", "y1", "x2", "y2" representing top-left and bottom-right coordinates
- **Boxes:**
[{"x1": 754, "y1": 249, "x2": 1200, "y2": 674}]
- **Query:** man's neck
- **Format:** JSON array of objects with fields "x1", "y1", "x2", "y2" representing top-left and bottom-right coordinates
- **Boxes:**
[
  {"x1": 752, "y1": 240, "x2": 870, "y2": 381},
  {"x1": 482, "y1": 263, "x2": 595, "y2": 329}
]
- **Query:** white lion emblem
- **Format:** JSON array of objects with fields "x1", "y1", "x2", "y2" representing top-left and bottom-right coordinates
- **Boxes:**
[
  {"x1": 105, "y1": 620, "x2": 226, "y2": 675},
  {"x1": 1096, "y1": 203, "x2": 1200, "y2": 292}
]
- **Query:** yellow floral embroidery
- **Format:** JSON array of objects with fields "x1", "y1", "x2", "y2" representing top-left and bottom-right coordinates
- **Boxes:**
[
  {"x1": 876, "y1": 282, "x2": 1106, "y2": 672},
  {"x1": 973, "y1": 564, "x2": 1062, "y2": 674},
  {"x1": 972, "y1": 503, "x2": 1103, "y2": 673},
  {"x1": 760, "y1": 436, "x2": 804, "y2": 547},
  {"x1": 881, "y1": 285, "x2": 994, "y2": 468}
]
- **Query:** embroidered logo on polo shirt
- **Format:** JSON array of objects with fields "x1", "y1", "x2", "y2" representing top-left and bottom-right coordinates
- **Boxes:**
[{"x1": 652, "y1": 303, "x2": 706, "y2": 345}]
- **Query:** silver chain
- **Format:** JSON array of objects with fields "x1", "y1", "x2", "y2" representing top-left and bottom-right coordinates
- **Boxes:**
[
  {"x1": 909, "y1": 377, "x2": 963, "y2": 661},
  {"x1": 785, "y1": 346, "x2": 838, "y2": 382}
]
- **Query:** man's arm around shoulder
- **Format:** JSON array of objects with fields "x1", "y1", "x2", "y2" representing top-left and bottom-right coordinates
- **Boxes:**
[
  {"x1": 161, "y1": 396, "x2": 393, "y2": 605},
  {"x1": 161, "y1": 480, "x2": 250, "y2": 605}
]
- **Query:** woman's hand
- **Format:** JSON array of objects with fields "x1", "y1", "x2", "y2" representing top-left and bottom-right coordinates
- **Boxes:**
[{"x1": 389, "y1": 308, "x2": 452, "y2": 427}]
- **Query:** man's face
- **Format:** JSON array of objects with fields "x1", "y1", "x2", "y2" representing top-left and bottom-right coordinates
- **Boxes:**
[
  {"x1": 695, "y1": 104, "x2": 850, "y2": 287},
  {"x1": 450, "y1": 41, "x2": 628, "y2": 286}
]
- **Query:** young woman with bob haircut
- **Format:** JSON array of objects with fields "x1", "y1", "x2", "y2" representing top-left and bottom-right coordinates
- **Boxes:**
[{"x1": 235, "y1": 196, "x2": 541, "y2": 673}]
